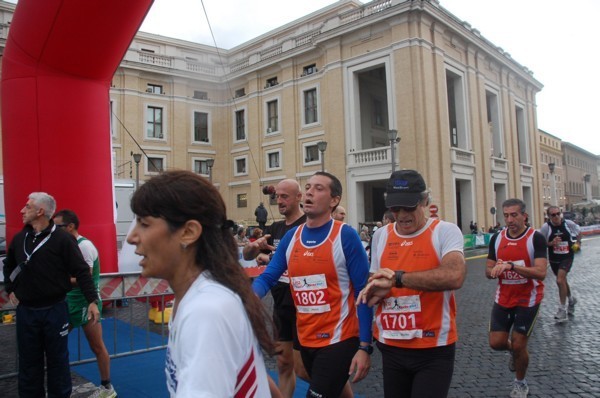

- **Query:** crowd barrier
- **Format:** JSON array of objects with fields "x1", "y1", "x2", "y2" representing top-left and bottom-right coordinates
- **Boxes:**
[{"x1": 0, "y1": 273, "x2": 173, "y2": 380}]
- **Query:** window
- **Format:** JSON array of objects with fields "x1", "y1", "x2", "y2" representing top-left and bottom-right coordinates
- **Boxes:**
[
  {"x1": 446, "y1": 68, "x2": 467, "y2": 149},
  {"x1": 146, "y1": 156, "x2": 164, "y2": 174},
  {"x1": 146, "y1": 106, "x2": 163, "y2": 139},
  {"x1": 193, "y1": 90, "x2": 208, "y2": 100},
  {"x1": 193, "y1": 111, "x2": 209, "y2": 143},
  {"x1": 266, "y1": 149, "x2": 282, "y2": 170},
  {"x1": 265, "y1": 77, "x2": 278, "y2": 89},
  {"x1": 237, "y1": 193, "x2": 248, "y2": 208},
  {"x1": 147, "y1": 84, "x2": 162, "y2": 94},
  {"x1": 303, "y1": 88, "x2": 318, "y2": 125},
  {"x1": 303, "y1": 142, "x2": 321, "y2": 165},
  {"x1": 193, "y1": 159, "x2": 209, "y2": 175},
  {"x1": 372, "y1": 98, "x2": 385, "y2": 127},
  {"x1": 235, "y1": 109, "x2": 246, "y2": 141},
  {"x1": 234, "y1": 156, "x2": 247, "y2": 176},
  {"x1": 302, "y1": 64, "x2": 317, "y2": 76},
  {"x1": 267, "y1": 100, "x2": 278, "y2": 133},
  {"x1": 235, "y1": 88, "x2": 246, "y2": 98},
  {"x1": 515, "y1": 104, "x2": 529, "y2": 164}
]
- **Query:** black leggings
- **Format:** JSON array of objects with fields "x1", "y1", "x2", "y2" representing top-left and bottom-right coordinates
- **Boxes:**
[{"x1": 377, "y1": 342, "x2": 455, "y2": 398}]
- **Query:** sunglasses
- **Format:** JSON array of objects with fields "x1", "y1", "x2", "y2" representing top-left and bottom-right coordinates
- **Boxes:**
[
  {"x1": 390, "y1": 206, "x2": 418, "y2": 213},
  {"x1": 549, "y1": 213, "x2": 561, "y2": 217},
  {"x1": 55, "y1": 223, "x2": 69, "y2": 228}
]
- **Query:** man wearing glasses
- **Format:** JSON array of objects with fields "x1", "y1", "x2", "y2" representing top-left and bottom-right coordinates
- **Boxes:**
[
  {"x1": 539, "y1": 206, "x2": 581, "y2": 323},
  {"x1": 3, "y1": 193, "x2": 100, "y2": 398},
  {"x1": 357, "y1": 169, "x2": 466, "y2": 397}
]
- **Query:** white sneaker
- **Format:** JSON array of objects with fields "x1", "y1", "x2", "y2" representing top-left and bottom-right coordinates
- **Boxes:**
[
  {"x1": 568, "y1": 297, "x2": 577, "y2": 315},
  {"x1": 88, "y1": 384, "x2": 117, "y2": 398},
  {"x1": 509, "y1": 381, "x2": 529, "y2": 398},
  {"x1": 554, "y1": 308, "x2": 568, "y2": 323}
]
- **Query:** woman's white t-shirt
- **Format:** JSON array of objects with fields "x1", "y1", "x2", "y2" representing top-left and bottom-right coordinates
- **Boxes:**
[{"x1": 166, "y1": 272, "x2": 270, "y2": 397}]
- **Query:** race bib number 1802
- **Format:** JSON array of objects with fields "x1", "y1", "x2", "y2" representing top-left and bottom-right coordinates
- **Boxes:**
[{"x1": 291, "y1": 274, "x2": 331, "y2": 313}]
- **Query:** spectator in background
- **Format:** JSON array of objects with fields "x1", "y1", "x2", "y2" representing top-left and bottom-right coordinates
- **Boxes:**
[
  {"x1": 382, "y1": 211, "x2": 395, "y2": 225},
  {"x1": 235, "y1": 227, "x2": 249, "y2": 247},
  {"x1": 332, "y1": 205, "x2": 347, "y2": 222},
  {"x1": 255, "y1": 202, "x2": 268, "y2": 230},
  {"x1": 359, "y1": 225, "x2": 370, "y2": 248},
  {"x1": 249, "y1": 227, "x2": 263, "y2": 243}
]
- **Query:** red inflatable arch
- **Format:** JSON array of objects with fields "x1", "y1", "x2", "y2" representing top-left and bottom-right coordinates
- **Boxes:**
[{"x1": 1, "y1": 0, "x2": 153, "y2": 272}]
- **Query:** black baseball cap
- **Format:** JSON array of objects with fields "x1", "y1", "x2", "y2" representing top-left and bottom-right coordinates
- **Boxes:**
[{"x1": 385, "y1": 170, "x2": 427, "y2": 208}]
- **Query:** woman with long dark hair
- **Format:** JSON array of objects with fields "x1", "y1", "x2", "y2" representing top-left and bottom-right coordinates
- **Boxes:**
[{"x1": 127, "y1": 170, "x2": 276, "y2": 397}]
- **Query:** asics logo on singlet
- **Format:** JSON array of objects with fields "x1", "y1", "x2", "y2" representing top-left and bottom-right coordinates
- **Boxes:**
[
  {"x1": 306, "y1": 240, "x2": 316, "y2": 244},
  {"x1": 401, "y1": 240, "x2": 413, "y2": 246},
  {"x1": 304, "y1": 251, "x2": 315, "y2": 256}
]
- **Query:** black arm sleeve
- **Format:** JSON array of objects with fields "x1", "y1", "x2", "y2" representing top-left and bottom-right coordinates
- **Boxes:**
[
  {"x1": 532, "y1": 231, "x2": 548, "y2": 259},
  {"x1": 486, "y1": 232, "x2": 499, "y2": 261}
]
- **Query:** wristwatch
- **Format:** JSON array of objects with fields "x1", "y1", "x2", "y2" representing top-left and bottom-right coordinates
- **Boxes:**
[
  {"x1": 508, "y1": 262, "x2": 515, "y2": 271},
  {"x1": 394, "y1": 270, "x2": 405, "y2": 288},
  {"x1": 358, "y1": 345, "x2": 373, "y2": 355}
]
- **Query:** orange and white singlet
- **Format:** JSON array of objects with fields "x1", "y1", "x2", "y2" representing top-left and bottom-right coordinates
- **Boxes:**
[
  {"x1": 370, "y1": 218, "x2": 464, "y2": 349},
  {"x1": 490, "y1": 227, "x2": 545, "y2": 308},
  {"x1": 286, "y1": 221, "x2": 359, "y2": 348}
]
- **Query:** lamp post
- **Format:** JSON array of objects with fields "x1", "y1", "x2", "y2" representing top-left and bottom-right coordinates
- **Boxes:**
[
  {"x1": 206, "y1": 158, "x2": 215, "y2": 183},
  {"x1": 132, "y1": 153, "x2": 142, "y2": 190},
  {"x1": 387, "y1": 129, "x2": 400, "y2": 172},
  {"x1": 548, "y1": 162, "x2": 557, "y2": 206},
  {"x1": 317, "y1": 141, "x2": 327, "y2": 172}
]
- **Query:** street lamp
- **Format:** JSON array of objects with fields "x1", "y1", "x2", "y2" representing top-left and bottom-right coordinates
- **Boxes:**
[
  {"x1": 132, "y1": 153, "x2": 142, "y2": 190},
  {"x1": 387, "y1": 129, "x2": 400, "y2": 172},
  {"x1": 206, "y1": 158, "x2": 215, "y2": 183},
  {"x1": 548, "y1": 162, "x2": 557, "y2": 206},
  {"x1": 317, "y1": 141, "x2": 327, "y2": 172}
]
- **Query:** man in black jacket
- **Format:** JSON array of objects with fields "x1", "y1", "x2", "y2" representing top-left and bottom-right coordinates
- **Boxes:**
[
  {"x1": 255, "y1": 202, "x2": 268, "y2": 230},
  {"x1": 3, "y1": 192, "x2": 100, "y2": 398}
]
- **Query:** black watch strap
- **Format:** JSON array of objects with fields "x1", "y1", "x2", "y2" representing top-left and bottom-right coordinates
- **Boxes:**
[
  {"x1": 394, "y1": 270, "x2": 405, "y2": 288},
  {"x1": 358, "y1": 345, "x2": 373, "y2": 355}
]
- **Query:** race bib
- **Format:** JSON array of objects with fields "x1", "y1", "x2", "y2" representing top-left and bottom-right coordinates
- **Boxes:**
[
  {"x1": 553, "y1": 241, "x2": 569, "y2": 255},
  {"x1": 291, "y1": 274, "x2": 330, "y2": 313},
  {"x1": 501, "y1": 260, "x2": 527, "y2": 284},
  {"x1": 379, "y1": 295, "x2": 423, "y2": 340}
]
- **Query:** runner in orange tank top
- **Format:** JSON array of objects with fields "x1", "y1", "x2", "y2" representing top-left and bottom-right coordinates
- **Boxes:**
[
  {"x1": 486, "y1": 198, "x2": 547, "y2": 398},
  {"x1": 358, "y1": 170, "x2": 466, "y2": 398},
  {"x1": 253, "y1": 172, "x2": 372, "y2": 398}
]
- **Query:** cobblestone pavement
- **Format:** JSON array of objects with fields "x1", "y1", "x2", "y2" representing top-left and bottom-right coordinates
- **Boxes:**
[{"x1": 1, "y1": 237, "x2": 599, "y2": 397}]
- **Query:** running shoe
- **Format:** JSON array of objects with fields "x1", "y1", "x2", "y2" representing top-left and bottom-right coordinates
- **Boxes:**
[
  {"x1": 554, "y1": 308, "x2": 568, "y2": 323},
  {"x1": 568, "y1": 297, "x2": 577, "y2": 315},
  {"x1": 88, "y1": 384, "x2": 117, "y2": 398},
  {"x1": 508, "y1": 350, "x2": 515, "y2": 372},
  {"x1": 509, "y1": 381, "x2": 529, "y2": 398}
]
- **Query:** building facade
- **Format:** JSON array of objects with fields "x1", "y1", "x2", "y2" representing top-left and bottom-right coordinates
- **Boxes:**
[
  {"x1": 538, "y1": 129, "x2": 566, "y2": 212},
  {"x1": 1, "y1": 0, "x2": 547, "y2": 231},
  {"x1": 562, "y1": 142, "x2": 599, "y2": 210}
]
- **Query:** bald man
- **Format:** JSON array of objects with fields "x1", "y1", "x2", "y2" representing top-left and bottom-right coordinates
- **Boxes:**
[
  {"x1": 243, "y1": 179, "x2": 306, "y2": 397},
  {"x1": 332, "y1": 205, "x2": 347, "y2": 222}
]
